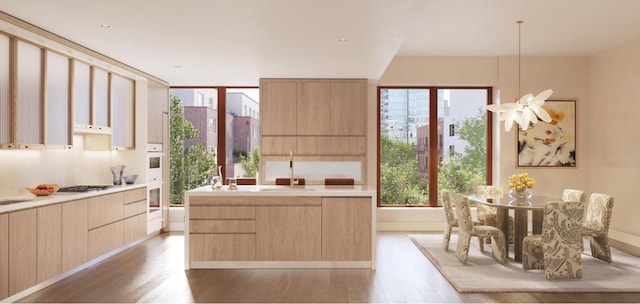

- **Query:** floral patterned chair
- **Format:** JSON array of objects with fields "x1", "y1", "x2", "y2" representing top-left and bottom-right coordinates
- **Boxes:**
[
  {"x1": 441, "y1": 189, "x2": 458, "y2": 251},
  {"x1": 582, "y1": 193, "x2": 614, "y2": 263},
  {"x1": 522, "y1": 201, "x2": 585, "y2": 280},
  {"x1": 453, "y1": 194, "x2": 506, "y2": 264},
  {"x1": 476, "y1": 186, "x2": 514, "y2": 244},
  {"x1": 562, "y1": 189, "x2": 586, "y2": 203}
]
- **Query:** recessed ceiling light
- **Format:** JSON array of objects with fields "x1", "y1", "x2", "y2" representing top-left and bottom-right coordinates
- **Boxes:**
[
  {"x1": 336, "y1": 72, "x2": 344, "y2": 75},
  {"x1": 173, "y1": 65, "x2": 182, "y2": 68},
  {"x1": 338, "y1": 38, "x2": 348, "y2": 42},
  {"x1": 99, "y1": 24, "x2": 112, "y2": 28}
]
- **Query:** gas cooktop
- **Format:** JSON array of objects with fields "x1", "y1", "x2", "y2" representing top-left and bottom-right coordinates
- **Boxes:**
[{"x1": 57, "y1": 185, "x2": 114, "y2": 192}]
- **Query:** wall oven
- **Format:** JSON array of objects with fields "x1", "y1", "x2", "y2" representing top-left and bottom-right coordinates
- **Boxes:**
[{"x1": 147, "y1": 144, "x2": 163, "y2": 232}]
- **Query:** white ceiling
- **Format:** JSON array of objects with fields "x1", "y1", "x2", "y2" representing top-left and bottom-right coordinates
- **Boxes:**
[{"x1": 2, "y1": 0, "x2": 640, "y2": 86}]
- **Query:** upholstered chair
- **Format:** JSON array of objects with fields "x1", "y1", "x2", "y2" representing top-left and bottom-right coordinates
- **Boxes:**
[
  {"x1": 562, "y1": 189, "x2": 586, "y2": 203},
  {"x1": 582, "y1": 193, "x2": 614, "y2": 263},
  {"x1": 441, "y1": 189, "x2": 458, "y2": 251},
  {"x1": 453, "y1": 194, "x2": 506, "y2": 264},
  {"x1": 522, "y1": 201, "x2": 585, "y2": 280},
  {"x1": 476, "y1": 185, "x2": 514, "y2": 244}
]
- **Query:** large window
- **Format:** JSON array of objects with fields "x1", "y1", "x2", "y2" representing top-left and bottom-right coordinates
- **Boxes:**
[{"x1": 379, "y1": 87, "x2": 492, "y2": 207}]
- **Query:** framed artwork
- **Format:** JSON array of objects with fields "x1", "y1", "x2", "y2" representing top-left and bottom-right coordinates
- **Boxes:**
[{"x1": 517, "y1": 99, "x2": 576, "y2": 167}]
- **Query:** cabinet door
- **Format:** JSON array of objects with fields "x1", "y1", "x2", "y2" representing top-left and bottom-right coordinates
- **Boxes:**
[
  {"x1": 260, "y1": 79, "x2": 297, "y2": 136},
  {"x1": 92, "y1": 68, "x2": 110, "y2": 128},
  {"x1": 296, "y1": 81, "x2": 331, "y2": 135},
  {"x1": 189, "y1": 234, "x2": 255, "y2": 261},
  {"x1": 72, "y1": 60, "x2": 91, "y2": 126},
  {"x1": 256, "y1": 205, "x2": 321, "y2": 261},
  {"x1": 330, "y1": 80, "x2": 366, "y2": 135},
  {"x1": 8, "y1": 209, "x2": 37, "y2": 296},
  {"x1": 37, "y1": 204, "x2": 62, "y2": 283},
  {"x1": 0, "y1": 34, "x2": 11, "y2": 147},
  {"x1": 45, "y1": 50, "x2": 72, "y2": 147},
  {"x1": 123, "y1": 213, "x2": 147, "y2": 244},
  {"x1": 111, "y1": 73, "x2": 135, "y2": 148},
  {"x1": 62, "y1": 199, "x2": 87, "y2": 272},
  {"x1": 16, "y1": 40, "x2": 43, "y2": 147},
  {"x1": 147, "y1": 80, "x2": 168, "y2": 144},
  {"x1": 0, "y1": 213, "x2": 8, "y2": 299},
  {"x1": 321, "y1": 197, "x2": 372, "y2": 261}
]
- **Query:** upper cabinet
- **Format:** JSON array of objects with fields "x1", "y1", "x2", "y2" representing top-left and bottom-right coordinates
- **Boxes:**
[
  {"x1": 16, "y1": 40, "x2": 43, "y2": 148},
  {"x1": 93, "y1": 68, "x2": 110, "y2": 129},
  {"x1": 147, "y1": 80, "x2": 168, "y2": 144},
  {"x1": 111, "y1": 73, "x2": 135, "y2": 149},
  {"x1": 44, "y1": 50, "x2": 72, "y2": 148},
  {"x1": 260, "y1": 78, "x2": 367, "y2": 156},
  {"x1": 0, "y1": 34, "x2": 10, "y2": 148},
  {"x1": 74, "y1": 66, "x2": 111, "y2": 133}
]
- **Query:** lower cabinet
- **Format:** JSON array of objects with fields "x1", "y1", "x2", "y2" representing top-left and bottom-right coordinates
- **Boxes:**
[
  {"x1": 61, "y1": 199, "x2": 88, "y2": 272},
  {"x1": 321, "y1": 197, "x2": 372, "y2": 261},
  {"x1": 88, "y1": 220, "x2": 125, "y2": 260},
  {"x1": 36, "y1": 204, "x2": 62, "y2": 283},
  {"x1": 190, "y1": 234, "x2": 256, "y2": 261},
  {"x1": 8, "y1": 209, "x2": 37, "y2": 296},
  {"x1": 255, "y1": 205, "x2": 322, "y2": 261},
  {"x1": 123, "y1": 213, "x2": 147, "y2": 244},
  {"x1": 0, "y1": 214, "x2": 8, "y2": 299}
]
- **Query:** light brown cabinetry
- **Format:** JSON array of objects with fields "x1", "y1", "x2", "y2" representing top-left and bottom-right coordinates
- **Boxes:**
[
  {"x1": 260, "y1": 78, "x2": 366, "y2": 156},
  {"x1": 321, "y1": 197, "x2": 372, "y2": 261},
  {"x1": 8, "y1": 209, "x2": 37, "y2": 296},
  {"x1": 62, "y1": 199, "x2": 87, "y2": 272},
  {"x1": 147, "y1": 80, "x2": 169, "y2": 144},
  {"x1": 256, "y1": 205, "x2": 322, "y2": 261},
  {"x1": 88, "y1": 192, "x2": 124, "y2": 229},
  {"x1": 0, "y1": 213, "x2": 8, "y2": 299},
  {"x1": 88, "y1": 220, "x2": 124, "y2": 260},
  {"x1": 36, "y1": 204, "x2": 62, "y2": 283},
  {"x1": 111, "y1": 73, "x2": 135, "y2": 149}
]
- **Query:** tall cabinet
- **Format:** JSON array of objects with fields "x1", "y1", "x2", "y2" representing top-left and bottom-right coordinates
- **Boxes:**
[{"x1": 147, "y1": 79, "x2": 170, "y2": 230}]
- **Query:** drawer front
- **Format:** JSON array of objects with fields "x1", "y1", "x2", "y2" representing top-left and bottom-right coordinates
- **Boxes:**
[
  {"x1": 87, "y1": 192, "x2": 124, "y2": 229},
  {"x1": 189, "y1": 234, "x2": 256, "y2": 261},
  {"x1": 189, "y1": 206, "x2": 255, "y2": 219},
  {"x1": 123, "y1": 200, "x2": 147, "y2": 218},
  {"x1": 190, "y1": 220, "x2": 256, "y2": 233},
  {"x1": 123, "y1": 188, "x2": 147, "y2": 204}
]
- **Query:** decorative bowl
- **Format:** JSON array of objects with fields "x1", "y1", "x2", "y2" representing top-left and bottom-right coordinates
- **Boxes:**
[
  {"x1": 123, "y1": 175, "x2": 138, "y2": 185},
  {"x1": 26, "y1": 184, "x2": 60, "y2": 196}
]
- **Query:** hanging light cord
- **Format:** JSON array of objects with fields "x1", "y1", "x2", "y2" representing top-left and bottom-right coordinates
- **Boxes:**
[{"x1": 517, "y1": 20, "x2": 523, "y2": 99}]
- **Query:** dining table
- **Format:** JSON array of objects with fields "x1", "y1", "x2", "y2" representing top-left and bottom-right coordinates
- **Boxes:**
[{"x1": 467, "y1": 194, "x2": 563, "y2": 262}]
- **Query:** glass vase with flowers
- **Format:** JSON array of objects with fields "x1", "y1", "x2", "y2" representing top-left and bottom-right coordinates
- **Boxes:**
[{"x1": 508, "y1": 173, "x2": 534, "y2": 199}]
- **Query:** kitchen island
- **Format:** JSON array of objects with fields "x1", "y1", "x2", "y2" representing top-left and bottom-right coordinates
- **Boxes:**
[{"x1": 184, "y1": 185, "x2": 377, "y2": 269}]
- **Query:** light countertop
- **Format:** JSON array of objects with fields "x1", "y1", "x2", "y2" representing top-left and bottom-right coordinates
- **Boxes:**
[
  {"x1": 0, "y1": 184, "x2": 147, "y2": 214},
  {"x1": 185, "y1": 185, "x2": 376, "y2": 197}
]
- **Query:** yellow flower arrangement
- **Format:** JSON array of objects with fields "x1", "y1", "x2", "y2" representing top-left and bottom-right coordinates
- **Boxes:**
[{"x1": 508, "y1": 173, "x2": 535, "y2": 192}]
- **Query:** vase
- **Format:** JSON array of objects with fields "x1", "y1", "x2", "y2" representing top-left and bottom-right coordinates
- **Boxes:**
[
  {"x1": 509, "y1": 188, "x2": 532, "y2": 200},
  {"x1": 111, "y1": 165, "x2": 126, "y2": 185}
]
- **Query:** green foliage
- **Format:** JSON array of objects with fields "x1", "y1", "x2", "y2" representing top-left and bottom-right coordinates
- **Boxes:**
[
  {"x1": 456, "y1": 108, "x2": 487, "y2": 177},
  {"x1": 169, "y1": 94, "x2": 202, "y2": 205},
  {"x1": 380, "y1": 133, "x2": 428, "y2": 205},
  {"x1": 183, "y1": 143, "x2": 217, "y2": 192},
  {"x1": 239, "y1": 147, "x2": 260, "y2": 178}
]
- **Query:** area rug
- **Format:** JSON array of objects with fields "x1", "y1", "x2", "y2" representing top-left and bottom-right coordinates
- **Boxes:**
[{"x1": 409, "y1": 233, "x2": 640, "y2": 293}]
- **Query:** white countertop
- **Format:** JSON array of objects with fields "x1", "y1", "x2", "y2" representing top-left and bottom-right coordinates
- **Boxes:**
[
  {"x1": 0, "y1": 184, "x2": 147, "y2": 214},
  {"x1": 185, "y1": 185, "x2": 376, "y2": 197}
]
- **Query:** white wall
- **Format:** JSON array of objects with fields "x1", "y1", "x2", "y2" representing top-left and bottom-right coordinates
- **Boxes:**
[{"x1": 588, "y1": 37, "x2": 640, "y2": 237}]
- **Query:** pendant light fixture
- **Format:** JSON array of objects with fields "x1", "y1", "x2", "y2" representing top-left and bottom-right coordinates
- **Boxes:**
[{"x1": 487, "y1": 20, "x2": 553, "y2": 132}]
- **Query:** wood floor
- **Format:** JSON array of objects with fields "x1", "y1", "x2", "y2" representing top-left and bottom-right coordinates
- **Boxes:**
[{"x1": 17, "y1": 232, "x2": 640, "y2": 303}]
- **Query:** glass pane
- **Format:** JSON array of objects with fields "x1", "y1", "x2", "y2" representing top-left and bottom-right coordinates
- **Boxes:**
[
  {"x1": 226, "y1": 88, "x2": 259, "y2": 180},
  {"x1": 46, "y1": 51, "x2": 70, "y2": 146},
  {"x1": 380, "y1": 88, "x2": 429, "y2": 206},
  {"x1": 73, "y1": 60, "x2": 90, "y2": 125},
  {"x1": 111, "y1": 74, "x2": 135, "y2": 147},
  {"x1": 170, "y1": 88, "x2": 219, "y2": 189},
  {"x1": 17, "y1": 41, "x2": 42, "y2": 144},
  {"x1": 93, "y1": 68, "x2": 109, "y2": 127},
  {"x1": 0, "y1": 34, "x2": 10, "y2": 144},
  {"x1": 436, "y1": 89, "x2": 488, "y2": 204}
]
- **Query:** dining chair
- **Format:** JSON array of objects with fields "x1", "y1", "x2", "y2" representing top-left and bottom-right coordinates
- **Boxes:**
[
  {"x1": 324, "y1": 178, "x2": 355, "y2": 185},
  {"x1": 453, "y1": 194, "x2": 506, "y2": 264},
  {"x1": 562, "y1": 189, "x2": 586, "y2": 203},
  {"x1": 441, "y1": 189, "x2": 458, "y2": 251},
  {"x1": 522, "y1": 201, "x2": 585, "y2": 280},
  {"x1": 476, "y1": 186, "x2": 515, "y2": 244},
  {"x1": 582, "y1": 193, "x2": 614, "y2": 263}
]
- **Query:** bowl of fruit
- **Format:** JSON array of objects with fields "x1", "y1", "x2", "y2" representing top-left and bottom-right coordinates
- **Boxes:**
[{"x1": 26, "y1": 184, "x2": 60, "y2": 196}]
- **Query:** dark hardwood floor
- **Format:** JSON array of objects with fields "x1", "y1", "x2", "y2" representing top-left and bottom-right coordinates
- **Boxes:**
[{"x1": 17, "y1": 232, "x2": 640, "y2": 303}]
